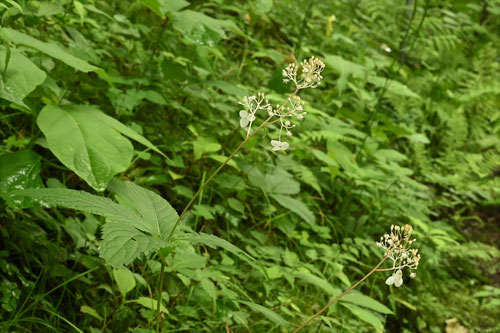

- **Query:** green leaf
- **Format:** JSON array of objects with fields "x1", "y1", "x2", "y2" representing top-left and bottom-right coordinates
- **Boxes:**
[
  {"x1": 107, "y1": 179, "x2": 178, "y2": 239},
  {"x1": 254, "y1": 0, "x2": 274, "y2": 15},
  {"x1": 271, "y1": 194, "x2": 315, "y2": 225},
  {"x1": 100, "y1": 219, "x2": 167, "y2": 267},
  {"x1": 187, "y1": 232, "x2": 249, "y2": 258},
  {"x1": 9, "y1": 188, "x2": 140, "y2": 223},
  {"x1": 0, "y1": 150, "x2": 43, "y2": 208},
  {"x1": 172, "y1": 10, "x2": 240, "y2": 46},
  {"x1": 227, "y1": 197, "x2": 245, "y2": 213},
  {"x1": 129, "y1": 296, "x2": 168, "y2": 314},
  {"x1": 0, "y1": 47, "x2": 46, "y2": 107},
  {"x1": 37, "y1": 104, "x2": 164, "y2": 191},
  {"x1": 341, "y1": 303, "x2": 384, "y2": 331},
  {"x1": 341, "y1": 292, "x2": 393, "y2": 314},
  {"x1": 0, "y1": 28, "x2": 99, "y2": 73},
  {"x1": 80, "y1": 305, "x2": 103, "y2": 321},
  {"x1": 9, "y1": 187, "x2": 173, "y2": 267},
  {"x1": 293, "y1": 271, "x2": 336, "y2": 296},
  {"x1": 239, "y1": 300, "x2": 289, "y2": 327},
  {"x1": 113, "y1": 267, "x2": 136, "y2": 297},
  {"x1": 73, "y1": 1, "x2": 86, "y2": 25},
  {"x1": 200, "y1": 278, "x2": 217, "y2": 300},
  {"x1": 191, "y1": 136, "x2": 221, "y2": 160},
  {"x1": 368, "y1": 76, "x2": 421, "y2": 99}
]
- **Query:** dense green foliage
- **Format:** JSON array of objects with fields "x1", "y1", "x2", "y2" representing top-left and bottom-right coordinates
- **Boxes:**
[{"x1": 1, "y1": 0, "x2": 499, "y2": 332}]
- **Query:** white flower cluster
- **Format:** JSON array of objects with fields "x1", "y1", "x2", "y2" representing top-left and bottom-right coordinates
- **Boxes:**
[
  {"x1": 282, "y1": 56, "x2": 325, "y2": 89},
  {"x1": 376, "y1": 224, "x2": 421, "y2": 287},
  {"x1": 238, "y1": 57, "x2": 325, "y2": 151},
  {"x1": 268, "y1": 95, "x2": 306, "y2": 151},
  {"x1": 238, "y1": 93, "x2": 271, "y2": 136}
]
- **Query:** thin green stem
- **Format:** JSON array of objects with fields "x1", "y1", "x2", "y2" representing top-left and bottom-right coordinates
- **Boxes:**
[
  {"x1": 156, "y1": 254, "x2": 166, "y2": 332},
  {"x1": 166, "y1": 88, "x2": 300, "y2": 242},
  {"x1": 293, "y1": 255, "x2": 389, "y2": 333}
]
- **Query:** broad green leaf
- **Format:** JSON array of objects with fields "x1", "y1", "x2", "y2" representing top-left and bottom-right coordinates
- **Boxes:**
[
  {"x1": 293, "y1": 271, "x2": 336, "y2": 296},
  {"x1": 37, "y1": 104, "x2": 132, "y2": 191},
  {"x1": 161, "y1": 0, "x2": 189, "y2": 13},
  {"x1": 255, "y1": 0, "x2": 274, "y2": 14},
  {"x1": 248, "y1": 168, "x2": 300, "y2": 195},
  {"x1": 172, "y1": 251, "x2": 206, "y2": 270},
  {"x1": 108, "y1": 179, "x2": 178, "y2": 239},
  {"x1": 9, "y1": 187, "x2": 171, "y2": 267},
  {"x1": 37, "y1": 104, "x2": 164, "y2": 191},
  {"x1": 113, "y1": 267, "x2": 136, "y2": 297},
  {"x1": 239, "y1": 300, "x2": 289, "y2": 326},
  {"x1": 0, "y1": 28, "x2": 99, "y2": 73},
  {"x1": 139, "y1": 0, "x2": 163, "y2": 16},
  {"x1": 100, "y1": 219, "x2": 167, "y2": 267},
  {"x1": 0, "y1": 150, "x2": 43, "y2": 208},
  {"x1": 0, "y1": 47, "x2": 46, "y2": 107},
  {"x1": 341, "y1": 303, "x2": 384, "y2": 331},
  {"x1": 272, "y1": 194, "x2": 315, "y2": 225},
  {"x1": 129, "y1": 296, "x2": 168, "y2": 314},
  {"x1": 191, "y1": 136, "x2": 221, "y2": 160},
  {"x1": 341, "y1": 292, "x2": 393, "y2": 314},
  {"x1": 172, "y1": 10, "x2": 240, "y2": 46}
]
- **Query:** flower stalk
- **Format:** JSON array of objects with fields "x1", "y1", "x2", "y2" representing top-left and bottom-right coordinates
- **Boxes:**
[{"x1": 293, "y1": 224, "x2": 421, "y2": 332}]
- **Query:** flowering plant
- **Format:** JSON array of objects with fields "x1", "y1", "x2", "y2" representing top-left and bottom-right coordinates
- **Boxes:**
[
  {"x1": 238, "y1": 56, "x2": 325, "y2": 150},
  {"x1": 294, "y1": 224, "x2": 421, "y2": 332}
]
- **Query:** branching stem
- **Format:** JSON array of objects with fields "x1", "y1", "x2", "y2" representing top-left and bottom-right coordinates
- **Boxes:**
[{"x1": 166, "y1": 88, "x2": 300, "y2": 242}]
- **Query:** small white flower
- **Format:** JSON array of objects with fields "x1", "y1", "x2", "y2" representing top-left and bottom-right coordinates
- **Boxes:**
[
  {"x1": 271, "y1": 140, "x2": 289, "y2": 151},
  {"x1": 385, "y1": 269, "x2": 403, "y2": 287},
  {"x1": 239, "y1": 110, "x2": 255, "y2": 128},
  {"x1": 286, "y1": 131, "x2": 292, "y2": 137},
  {"x1": 410, "y1": 272, "x2": 416, "y2": 279}
]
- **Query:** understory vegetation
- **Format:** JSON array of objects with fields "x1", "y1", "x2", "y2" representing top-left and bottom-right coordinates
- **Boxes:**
[{"x1": 0, "y1": 0, "x2": 499, "y2": 332}]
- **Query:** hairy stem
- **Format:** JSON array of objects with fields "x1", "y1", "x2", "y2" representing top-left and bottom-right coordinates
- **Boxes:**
[
  {"x1": 293, "y1": 255, "x2": 389, "y2": 332},
  {"x1": 166, "y1": 88, "x2": 299, "y2": 242}
]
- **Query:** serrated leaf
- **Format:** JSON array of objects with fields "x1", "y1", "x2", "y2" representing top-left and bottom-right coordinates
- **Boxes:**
[
  {"x1": 341, "y1": 292, "x2": 393, "y2": 314},
  {"x1": 9, "y1": 188, "x2": 140, "y2": 223},
  {"x1": 108, "y1": 179, "x2": 178, "y2": 239},
  {"x1": 239, "y1": 300, "x2": 289, "y2": 326},
  {"x1": 37, "y1": 104, "x2": 164, "y2": 191},
  {"x1": 100, "y1": 220, "x2": 167, "y2": 267},
  {"x1": 271, "y1": 194, "x2": 315, "y2": 225},
  {"x1": 187, "y1": 233, "x2": 248, "y2": 258},
  {"x1": 9, "y1": 187, "x2": 175, "y2": 267}
]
